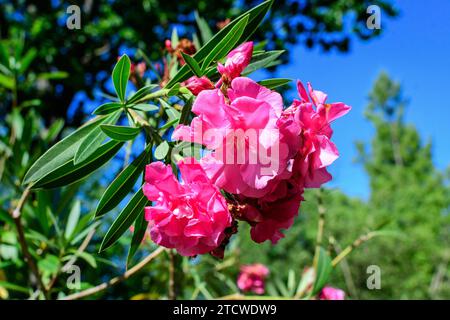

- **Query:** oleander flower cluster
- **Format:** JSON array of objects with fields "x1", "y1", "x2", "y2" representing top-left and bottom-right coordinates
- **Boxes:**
[
  {"x1": 237, "y1": 263, "x2": 270, "y2": 294},
  {"x1": 142, "y1": 41, "x2": 351, "y2": 257}
]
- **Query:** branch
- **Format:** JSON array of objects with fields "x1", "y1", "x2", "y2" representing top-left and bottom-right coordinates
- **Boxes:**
[
  {"x1": 61, "y1": 247, "x2": 165, "y2": 300},
  {"x1": 331, "y1": 231, "x2": 377, "y2": 267},
  {"x1": 10, "y1": 185, "x2": 48, "y2": 298}
]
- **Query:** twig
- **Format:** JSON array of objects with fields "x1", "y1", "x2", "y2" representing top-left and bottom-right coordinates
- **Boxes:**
[
  {"x1": 329, "y1": 236, "x2": 358, "y2": 298},
  {"x1": 10, "y1": 185, "x2": 48, "y2": 298},
  {"x1": 331, "y1": 231, "x2": 377, "y2": 267},
  {"x1": 61, "y1": 247, "x2": 165, "y2": 300}
]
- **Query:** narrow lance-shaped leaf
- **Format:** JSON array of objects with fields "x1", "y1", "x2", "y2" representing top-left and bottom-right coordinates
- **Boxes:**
[
  {"x1": 95, "y1": 144, "x2": 151, "y2": 218},
  {"x1": 311, "y1": 247, "x2": 333, "y2": 295},
  {"x1": 128, "y1": 104, "x2": 159, "y2": 113},
  {"x1": 201, "y1": 15, "x2": 249, "y2": 70},
  {"x1": 258, "y1": 78, "x2": 292, "y2": 90},
  {"x1": 180, "y1": 51, "x2": 203, "y2": 77},
  {"x1": 127, "y1": 210, "x2": 148, "y2": 266},
  {"x1": 112, "y1": 54, "x2": 131, "y2": 102},
  {"x1": 93, "y1": 102, "x2": 122, "y2": 116},
  {"x1": 64, "y1": 200, "x2": 81, "y2": 240},
  {"x1": 33, "y1": 140, "x2": 124, "y2": 189},
  {"x1": 100, "y1": 124, "x2": 141, "y2": 142},
  {"x1": 23, "y1": 116, "x2": 106, "y2": 185},
  {"x1": 100, "y1": 189, "x2": 149, "y2": 252},
  {"x1": 195, "y1": 11, "x2": 213, "y2": 44},
  {"x1": 74, "y1": 111, "x2": 121, "y2": 164},
  {"x1": 127, "y1": 84, "x2": 159, "y2": 105},
  {"x1": 242, "y1": 50, "x2": 284, "y2": 75},
  {"x1": 165, "y1": 0, "x2": 274, "y2": 87}
]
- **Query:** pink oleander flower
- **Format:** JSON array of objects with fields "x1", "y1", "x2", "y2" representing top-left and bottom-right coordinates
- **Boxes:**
[
  {"x1": 237, "y1": 264, "x2": 269, "y2": 295},
  {"x1": 284, "y1": 81, "x2": 351, "y2": 188},
  {"x1": 218, "y1": 42, "x2": 253, "y2": 82},
  {"x1": 142, "y1": 158, "x2": 232, "y2": 256},
  {"x1": 236, "y1": 81, "x2": 351, "y2": 244},
  {"x1": 173, "y1": 76, "x2": 291, "y2": 198},
  {"x1": 183, "y1": 76, "x2": 215, "y2": 96},
  {"x1": 319, "y1": 286, "x2": 345, "y2": 300},
  {"x1": 236, "y1": 179, "x2": 304, "y2": 244}
]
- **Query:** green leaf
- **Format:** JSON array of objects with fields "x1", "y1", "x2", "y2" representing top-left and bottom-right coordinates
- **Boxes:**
[
  {"x1": 112, "y1": 54, "x2": 131, "y2": 102},
  {"x1": 165, "y1": 0, "x2": 273, "y2": 87},
  {"x1": 37, "y1": 71, "x2": 69, "y2": 80},
  {"x1": 180, "y1": 52, "x2": 202, "y2": 77},
  {"x1": 100, "y1": 124, "x2": 141, "y2": 141},
  {"x1": 77, "y1": 252, "x2": 98, "y2": 268},
  {"x1": 296, "y1": 267, "x2": 315, "y2": 297},
  {"x1": 93, "y1": 102, "x2": 122, "y2": 115},
  {"x1": 127, "y1": 84, "x2": 159, "y2": 105},
  {"x1": 195, "y1": 11, "x2": 213, "y2": 44},
  {"x1": 74, "y1": 111, "x2": 121, "y2": 164},
  {"x1": 100, "y1": 189, "x2": 149, "y2": 252},
  {"x1": 201, "y1": 15, "x2": 249, "y2": 70},
  {"x1": 0, "y1": 208, "x2": 13, "y2": 225},
  {"x1": 158, "y1": 118, "x2": 179, "y2": 133},
  {"x1": 154, "y1": 141, "x2": 169, "y2": 160},
  {"x1": 33, "y1": 140, "x2": 124, "y2": 189},
  {"x1": 167, "y1": 83, "x2": 181, "y2": 97},
  {"x1": 44, "y1": 119, "x2": 65, "y2": 143},
  {"x1": 65, "y1": 250, "x2": 97, "y2": 269},
  {"x1": 18, "y1": 48, "x2": 37, "y2": 73},
  {"x1": 95, "y1": 144, "x2": 151, "y2": 218},
  {"x1": 38, "y1": 254, "x2": 60, "y2": 276},
  {"x1": 159, "y1": 99, "x2": 180, "y2": 123},
  {"x1": 0, "y1": 73, "x2": 13, "y2": 89},
  {"x1": 179, "y1": 97, "x2": 194, "y2": 125},
  {"x1": 242, "y1": 50, "x2": 284, "y2": 75},
  {"x1": 0, "y1": 281, "x2": 29, "y2": 294},
  {"x1": 258, "y1": 78, "x2": 292, "y2": 90},
  {"x1": 171, "y1": 27, "x2": 179, "y2": 48},
  {"x1": 65, "y1": 200, "x2": 81, "y2": 240},
  {"x1": 127, "y1": 210, "x2": 148, "y2": 266},
  {"x1": 128, "y1": 104, "x2": 159, "y2": 112},
  {"x1": 312, "y1": 247, "x2": 333, "y2": 295},
  {"x1": 23, "y1": 116, "x2": 106, "y2": 185},
  {"x1": 36, "y1": 191, "x2": 51, "y2": 234}
]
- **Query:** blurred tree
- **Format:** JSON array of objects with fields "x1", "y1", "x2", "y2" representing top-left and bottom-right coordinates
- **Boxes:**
[{"x1": 0, "y1": 0, "x2": 397, "y2": 126}]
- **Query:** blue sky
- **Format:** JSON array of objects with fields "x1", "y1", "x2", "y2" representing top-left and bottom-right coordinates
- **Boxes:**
[{"x1": 268, "y1": 0, "x2": 450, "y2": 199}]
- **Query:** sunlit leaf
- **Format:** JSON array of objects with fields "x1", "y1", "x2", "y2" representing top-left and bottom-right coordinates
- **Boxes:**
[
  {"x1": 93, "y1": 102, "x2": 122, "y2": 115},
  {"x1": 33, "y1": 140, "x2": 124, "y2": 189},
  {"x1": 166, "y1": 0, "x2": 274, "y2": 87},
  {"x1": 201, "y1": 15, "x2": 249, "y2": 70},
  {"x1": 95, "y1": 144, "x2": 151, "y2": 218},
  {"x1": 65, "y1": 200, "x2": 81, "y2": 240},
  {"x1": 74, "y1": 111, "x2": 121, "y2": 164},
  {"x1": 100, "y1": 124, "x2": 141, "y2": 141},
  {"x1": 258, "y1": 78, "x2": 292, "y2": 89},
  {"x1": 23, "y1": 116, "x2": 106, "y2": 185},
  {"x1": 311, "y1": 247, "x2": 333, "y2": 295},
  {"x1": 112, "y1": 54, "x2": 131, "y2": 102},
  {"x1": 99, "y1": 189, "x2": 149, "y2": 252},
  {"x1": 154, "y1": 141, "x2": 169, "y2": 160}
]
